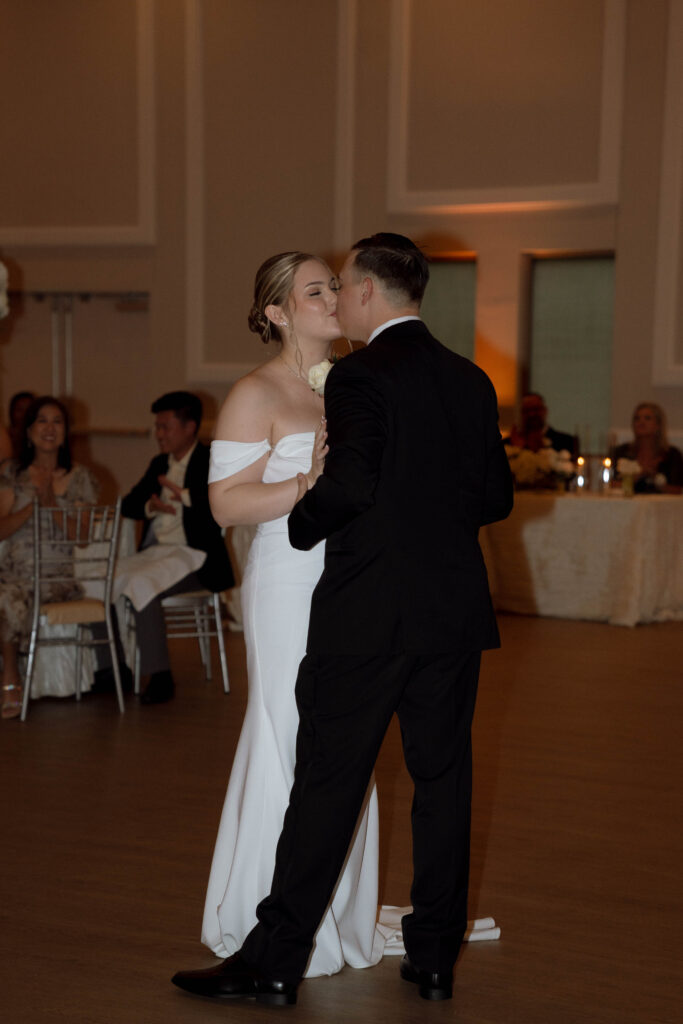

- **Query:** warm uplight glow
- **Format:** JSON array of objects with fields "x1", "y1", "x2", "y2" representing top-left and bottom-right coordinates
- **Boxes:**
[{"x1": 577, "y1": 456, "x2": 585, "y2": 466}]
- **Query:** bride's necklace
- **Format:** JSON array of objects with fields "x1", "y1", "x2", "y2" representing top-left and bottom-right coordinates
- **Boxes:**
[
  {"x1": 279, "y1": 354, "x2": 307, "y2": 382},
  {"x1": 279, "y1": 355, "x2": 323, "y2": 399}
]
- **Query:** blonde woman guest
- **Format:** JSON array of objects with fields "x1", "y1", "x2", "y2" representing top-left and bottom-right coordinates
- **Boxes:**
[{"x1": 614, "y1": 402, "x2": 683, "y2": 494}]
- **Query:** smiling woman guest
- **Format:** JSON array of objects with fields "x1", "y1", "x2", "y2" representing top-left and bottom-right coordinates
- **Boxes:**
[
  {"x1": 0, "y1": 396, "x2": 98, "y2": 719},
  {"x1": 613, "y1": 402, "x2": 683, "y2": 494}
]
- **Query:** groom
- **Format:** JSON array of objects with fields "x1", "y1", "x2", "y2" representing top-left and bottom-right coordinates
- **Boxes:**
[{"x1": 173, "y1": 233, "x2": 513, "y2": 1004}]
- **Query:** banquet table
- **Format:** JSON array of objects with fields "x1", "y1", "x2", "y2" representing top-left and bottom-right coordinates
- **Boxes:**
[{"x1": 480, "y1": 492, "x2": 683, "y2": 627}]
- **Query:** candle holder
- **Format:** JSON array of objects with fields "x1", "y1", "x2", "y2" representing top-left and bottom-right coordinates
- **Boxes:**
[
  {"x1": 601, "y1": 457, "x2": 613, "y2": 494},
  {"x1": 574, "y1": 456, "x2": 587, "y2": 493}
]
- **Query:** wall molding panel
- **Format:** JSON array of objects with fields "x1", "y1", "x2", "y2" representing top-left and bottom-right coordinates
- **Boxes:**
[
  {"x1": 185, "y1": 0, "x2": 353, "y2": 382},
  {"x1": 387, "y1": 0, "x2": 625, "y2": 214},
  {"x1": 333, "y1": 0, "x2": 357, "y2": 252},
  {"x1": 0, "y1": 0, "x2": 156, "y2": 247},
  {"x1": 652, "y1": 0, "x2": 683, "y2": 386},
  {"x1": 184, "y1": 0, "x2": 255, "y2": 383}
]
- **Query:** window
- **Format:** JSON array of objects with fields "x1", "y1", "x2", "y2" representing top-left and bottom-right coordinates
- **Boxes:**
[
  {"x1": 420, "y1": 257, "x2": 476, "y2": 361},
  {"x1": 528, "y1": 255, "x2": 614, "y2": 454}
]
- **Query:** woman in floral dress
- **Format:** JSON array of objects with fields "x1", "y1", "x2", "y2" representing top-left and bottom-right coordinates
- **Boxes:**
[{"x1": 0, "y1": 396, "x2": 98, "y2": 718}]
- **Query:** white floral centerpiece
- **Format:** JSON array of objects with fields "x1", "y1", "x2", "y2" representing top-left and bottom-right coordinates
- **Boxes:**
[
  {"x1": 616, "y1": 457, "x2": 641, "y2": 477},
  {"x1": 506, "y1": 443, "x2": 575, "y2": 490},
  {"x1": 0, "y1": 261, "x2": 9, "y2": 319},
  {"x1": 616, "y1": 456, "x2": 641, "y2": 497}
]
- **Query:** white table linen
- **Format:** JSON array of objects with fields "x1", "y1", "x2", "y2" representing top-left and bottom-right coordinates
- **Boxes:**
[{"x1": 481, "y1": 493, "x2": 683, "y2": 627}]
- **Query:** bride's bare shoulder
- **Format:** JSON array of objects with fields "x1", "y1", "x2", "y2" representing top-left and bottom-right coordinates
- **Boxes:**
[{"x1": 214, "y1": 361, "x2": 279, "y2": 440}]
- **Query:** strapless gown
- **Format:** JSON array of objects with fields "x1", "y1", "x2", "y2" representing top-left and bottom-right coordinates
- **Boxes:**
[{"x1": 202, "y1": 433, "x2": 385, "y2": 976}]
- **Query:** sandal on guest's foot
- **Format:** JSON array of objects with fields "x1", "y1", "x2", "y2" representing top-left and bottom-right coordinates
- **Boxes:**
[{"x1": 1, "y1": 682, "x2": 23, "y2": 720}]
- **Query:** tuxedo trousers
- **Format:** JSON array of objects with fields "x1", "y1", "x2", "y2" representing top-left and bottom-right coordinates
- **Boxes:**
[{"x1": 240, "y1": 648, "x2": 481, "y2": 982}]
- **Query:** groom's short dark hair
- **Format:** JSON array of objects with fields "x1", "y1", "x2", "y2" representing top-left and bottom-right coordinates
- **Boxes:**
[{"x1": 351, "y1": 232, "x2": 429, "y2": 304}]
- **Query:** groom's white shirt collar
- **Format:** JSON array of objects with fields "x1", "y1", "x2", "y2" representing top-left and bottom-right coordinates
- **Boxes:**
[{"x1": 367, "y1": 315, "x2": 421, "y2": 345}]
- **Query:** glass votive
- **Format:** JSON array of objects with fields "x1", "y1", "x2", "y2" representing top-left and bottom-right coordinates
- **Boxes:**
[
  {"x1": 601, "y1": 457, "x2": 612, "y2": 493},
  {"x1": 575, "y1": 456, "x2": 587, "y2": 492}
]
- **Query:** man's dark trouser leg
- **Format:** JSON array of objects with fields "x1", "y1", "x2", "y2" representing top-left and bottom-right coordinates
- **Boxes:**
[
  {"x1": 133, "y1": 571, "x2": 204, "y2": 675},
  {"x1": 240, "y1": 649, "x2": 480, "y2": 983},
  {"x1": 240, "y1": 653, "x2": 403, "y2": 982},
  {"x1": 398, "y1": 650, "x2": 481, "y2": 973}
]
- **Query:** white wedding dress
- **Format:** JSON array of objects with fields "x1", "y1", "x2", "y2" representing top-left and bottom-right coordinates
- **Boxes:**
[{"x1": 202, "y1": 433, "x2": 386, "y2": 977}]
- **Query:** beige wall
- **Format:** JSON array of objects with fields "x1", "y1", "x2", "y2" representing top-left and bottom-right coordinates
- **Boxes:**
[{"x1": 1, "y1": 0, "x2": 682, "y2": 499}]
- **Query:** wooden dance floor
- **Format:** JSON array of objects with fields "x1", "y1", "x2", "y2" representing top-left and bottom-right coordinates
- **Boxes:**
[{"x1": 1, "y1": 615, "x2": 680, "y2": 1023}]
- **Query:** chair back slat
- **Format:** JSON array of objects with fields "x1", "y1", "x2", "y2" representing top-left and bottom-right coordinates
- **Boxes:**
[
  {"x1": 31, "y1": 498, "x2": 122, "y2": 599},
  {"x1": 22, "y1": 497, "x2": 125, "y2": 720}
]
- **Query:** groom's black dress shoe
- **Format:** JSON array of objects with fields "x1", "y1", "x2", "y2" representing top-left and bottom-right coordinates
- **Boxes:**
[
  {"x1": 400, "y1": 954, "x2": 453, "y2": 1001},
  {"x1": 256, "y1": 978, "x2": 298, "y2": 1006},
  {"x1": 171, "y1": 953, "x2": 257, "y2": 999},
  {"x1": 171, "y1": 953, "x2": 297, "y2": 1006}
]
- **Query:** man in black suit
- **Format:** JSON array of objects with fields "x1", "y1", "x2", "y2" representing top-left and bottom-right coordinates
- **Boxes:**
[
  {"x1": 172, "y1": 234, "x2": 513, "y2": 1003},
  {"x1": 121, "y1": 391, "x2": 234, "y2": 704}
]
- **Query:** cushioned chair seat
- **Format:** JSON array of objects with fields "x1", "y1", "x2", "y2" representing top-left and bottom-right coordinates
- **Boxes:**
[{"x1": 42, "y1": 599, "x2": 107, "y2": 626}]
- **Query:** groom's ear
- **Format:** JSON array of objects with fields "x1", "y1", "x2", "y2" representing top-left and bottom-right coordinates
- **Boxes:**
[{"x1": 360, "y1": 277, "x2": 373, "y2": 304}]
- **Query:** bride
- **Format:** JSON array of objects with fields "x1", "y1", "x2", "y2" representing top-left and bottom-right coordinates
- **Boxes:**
[{"x1": 201, "y1": 252, "x2": 385, "y2": 976}]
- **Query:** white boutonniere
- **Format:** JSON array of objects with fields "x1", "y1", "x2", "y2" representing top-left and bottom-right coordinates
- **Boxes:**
[
  {"x1": 308, "y1": 339, "x2": 355, "y2": 395},
  {"x1": 308, "y1": 359, "x2": 334, "y2": 396}
]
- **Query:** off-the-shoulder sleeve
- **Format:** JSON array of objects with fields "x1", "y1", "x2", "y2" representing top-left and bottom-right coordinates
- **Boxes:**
[{"x1": 208, "y1": 439, "x2": 271, "y2": 483}]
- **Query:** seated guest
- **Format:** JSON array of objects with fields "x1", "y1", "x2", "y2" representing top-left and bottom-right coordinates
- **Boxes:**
[
  {"x1": 8, "y1": 391, "x2": 36, "y2": 460},
  {"x1": 613, "y1": 402, "x2": 683, "y2": 494},
  {"x1": 504, "y1": 392, "x2": 576, "y2": 454},
  {"x1": 0, "y1": 396, "x2": 98, "y2": 719},
  {"x1": 119, "y1": 391, "x2": 234, "y2": 705}
]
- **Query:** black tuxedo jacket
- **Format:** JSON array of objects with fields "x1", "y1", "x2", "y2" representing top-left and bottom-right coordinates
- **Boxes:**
[
  {"x1": 288, "y1": 321, "x2": 513, "y2": 656},
  {"x1": 121, "y1": 442, "x2": 234, "y2": 594}
]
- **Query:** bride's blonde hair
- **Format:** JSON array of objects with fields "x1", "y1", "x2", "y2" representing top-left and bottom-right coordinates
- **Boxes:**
[{"x1": 247, "y1": 251, "x2": 317, "y2": 345}]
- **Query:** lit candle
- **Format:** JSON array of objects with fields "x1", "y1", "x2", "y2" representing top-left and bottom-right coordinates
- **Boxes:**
[{"x1": 576, "y1": 456, "x2": 585, "y2": 490}]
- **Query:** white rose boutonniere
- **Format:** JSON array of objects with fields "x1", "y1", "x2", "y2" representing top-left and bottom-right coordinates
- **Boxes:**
[{"x1": 308, "y1": 358, "x2": 334, "y2": 396}]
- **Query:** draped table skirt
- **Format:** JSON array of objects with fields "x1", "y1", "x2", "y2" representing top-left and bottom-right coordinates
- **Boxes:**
[{"x1": 480, "y1": 493, "x2": 683, "y2": 627}]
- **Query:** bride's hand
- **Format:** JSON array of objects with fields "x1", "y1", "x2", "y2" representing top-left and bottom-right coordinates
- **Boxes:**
[{"x1": 306, "y1": 417, "x2": 328, "y2": 489}]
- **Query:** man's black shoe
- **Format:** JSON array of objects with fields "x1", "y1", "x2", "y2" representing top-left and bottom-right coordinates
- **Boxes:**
[
  {"x1": 171, "y1": 953, "x2": 257, "y2": 999},
  {"x1": 400, "y1": 954, "x2": 453, "y2": 1000},
  {"x1": 256, "y1": 978, "x2": 298, "y2": 1006},
  {"x1": 140, "y1": 670, "x2": 175, "y2": 705},
  {"x1": 91, "y1": 665, "x2": 133, "y2": 695}
]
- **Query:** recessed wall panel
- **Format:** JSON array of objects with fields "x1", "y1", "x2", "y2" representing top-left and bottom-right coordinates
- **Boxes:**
[
  {"x1": 407, "y1": 0, "x2": 604, "y2": 192},
  {"x1": 1, "y1": 0, "x2": 139, "y2": 228},
  {"x1": 200, "y1": 0, "x2": 338, "y2": 367}
]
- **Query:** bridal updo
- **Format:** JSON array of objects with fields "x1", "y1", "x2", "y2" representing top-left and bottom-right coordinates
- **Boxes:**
[{"x1": 248, "y1": 251, "x2": 317, "y2": 344}]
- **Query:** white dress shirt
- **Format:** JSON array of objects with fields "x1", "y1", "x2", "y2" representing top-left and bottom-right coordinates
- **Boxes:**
[
  {"x1": 147, "y1": 442, "x2": 195, "y2": 547},
  {"x1": 367, "y1": 316, "x2": 422, "y2": 345}
]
